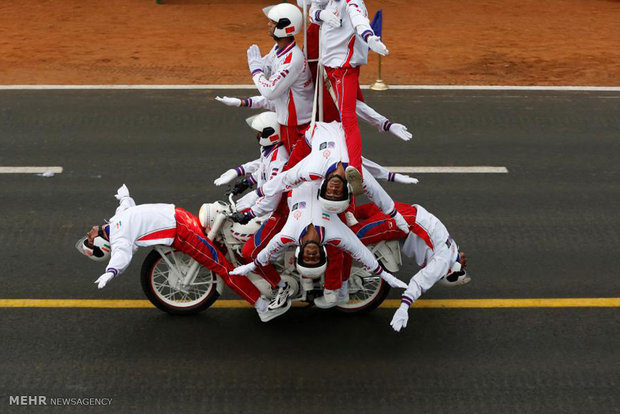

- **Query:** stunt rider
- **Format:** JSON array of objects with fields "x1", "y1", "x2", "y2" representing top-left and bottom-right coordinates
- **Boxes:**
[
  {"x1": 346, "y1": 202, "x2": 471, "y2": 332},
  {"x1": 254, "y1": 121, "x2": 415, "y2": 237},
  {"x1": 75, "y1": 184, "x2": 289, "y2": 322},
  {"x1": 229, "y1": 181, "x2": 408, "y2": 309},
  {"x1": 221, "y1": 2, "x2": 313, "y2": 154},
  {"x1": 309, "y1": 0, "x2": 389, "y2": 194}
]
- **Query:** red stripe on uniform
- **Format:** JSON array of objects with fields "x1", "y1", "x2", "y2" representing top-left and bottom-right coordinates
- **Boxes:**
[
  {"x1": 138, "y1": 228, "x2": 176, "y2": 241},
  {"x1": 411, "y1": 223, "x2": 434, "y2": 250},
  {"x1": 287, "y1": 90, "x2": 298, "y2": 126},
  {"x1": 343, "y1": 35, "x2": 356, "y2": 68}
]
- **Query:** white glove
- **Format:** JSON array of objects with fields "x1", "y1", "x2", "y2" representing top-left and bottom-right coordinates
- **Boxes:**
[
  {"x1": 247, "y1": 45, "x2": 263, "y2": 74},
  {"x1": 390, "y1": 303, "x2": 409, "y2": 332},
  {"x1": 230, "y1": 262, "x2": 257, "y2": 276},
  {"x1": 94, "y1": 272, "x2": 115, "y2": 289},
  {"x1": 367, "y1": 35, "x2": 389, "y2": 56},
  {"x1": 393, "y1": 211, "x2": 411, "y2": 235},
  {"x1": 319, "y1": 10, "x2": 341, "y2": 27},
  {"x1": 389, "y1": 123, "x2": 412, "y2": 141},
  {"x1": 379, "y1": 270, "x2": 408, "y2": 289},
  {"x1": 214, "y1": 169, "x2": 238, "y2": 186},
  {"x1": 215, "y1": 96, "x2": 241, "y2": 107},
  {"x1": 393, "y1": 174, "x2": 419, "y2": 185},
  {"x1": 115, "y1": 184, "x2": 130, "y2": 200}
]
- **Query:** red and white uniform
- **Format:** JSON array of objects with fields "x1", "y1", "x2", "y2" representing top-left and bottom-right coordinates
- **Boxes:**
[
  {"x1": 234, "y1": 144, "x2": 289, "y2": 213},
  {"x1": 309, "y1": 0, "x2": 375, "y2": 174},
  {"x1": 105, "y1": 200, "x2": 263, "y2": 305},
  {"x1": 350, "y1": 202, "x2": 461, "y2": 303},
  {"x1": 251, "y1": 42, "x2": 314, "y2": 152},
  {"x1": 309, "y1": 0, "x2": 373, "y2": 68},
  {"x1": 256, "y1": 121, "x2": 403, "y2": 219},
  {"x1": 254, "y1": 181, "x2": 385, "y2": 288}
]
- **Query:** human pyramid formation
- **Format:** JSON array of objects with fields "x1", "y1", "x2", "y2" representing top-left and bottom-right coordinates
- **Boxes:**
[{"x1": 77, "y1": 1, "x2": 470, "y2": 332}]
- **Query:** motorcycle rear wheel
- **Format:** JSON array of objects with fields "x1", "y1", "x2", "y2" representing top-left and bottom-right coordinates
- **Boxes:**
[
  {"x1": 336, "y1": 263, "x2": 391, "y2": 314},
  {"x1": 140, "y1": 249, "x2": 220, "y2": 315}
]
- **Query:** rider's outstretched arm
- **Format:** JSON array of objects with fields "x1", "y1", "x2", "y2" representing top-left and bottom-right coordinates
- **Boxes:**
[
  {"x1": 362, "y1": 157, "x2": 418, "y2": 184},
  {"x1": 356, "y1": 101, "x2": 412, "y2": 141}
]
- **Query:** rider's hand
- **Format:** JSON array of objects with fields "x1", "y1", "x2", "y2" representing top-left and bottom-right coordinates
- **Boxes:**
[
  {"x1": 94, "y1": 272, "x2": 115, "y2": 289},
  {"x1": 318, "y1": 10, "x2": 341, "y2": 27},
  {"x1": 389, "y1": 123, "x2": 412, "y2": 141},
  {"x1": 215, "y1": 96, "x2": 242, "y2": 107},
  {"x1": 378, "y1": 269, "x2": 408, "y2": 289},
  {"x1": 229, "y1": 178, "x2": 251, "y2": 196},
  {"x1": 247, "y1": 45, "x2": 263, "y2": 74},
  {"x1": 393, "y1": 211, "x2": 411, "y2": 235},
  {"x1": 390, "y1": 303, "x2": 410, "y2": 332},
  {"x1": 115, "y1": 184, "x2": 130, "y2": 200},
  {"x1": 214, "y1": 169, "x2": 238, "y2": 186},
  {"x1": 230, "y1": 211, "x2": 252, "y2": 225},
  {"x1": 230, "y1": 262, "x2": 257, "y2": 276},
  {"x1": 393, "y1": 174, "x2": 419, "y2": 185},
  {"x1": 367, "y1": 35, "x2": 389, "y2": 56}
]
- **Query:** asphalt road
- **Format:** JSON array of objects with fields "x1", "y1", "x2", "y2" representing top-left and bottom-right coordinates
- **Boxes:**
[{"x1": 1, "y1": 89, "x2": 619, "y2": 413}]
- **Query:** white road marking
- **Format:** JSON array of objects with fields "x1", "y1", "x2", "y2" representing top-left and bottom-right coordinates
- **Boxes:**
[
  {"x1": 0, "y1": 166, "x2": 63, "y2": 174},
  {"x1": 1, "y1": 85, "x2": 619, "y2": 91},
  {"x1": 386, "y1": 166, "x2": 508, "y2": 173}
]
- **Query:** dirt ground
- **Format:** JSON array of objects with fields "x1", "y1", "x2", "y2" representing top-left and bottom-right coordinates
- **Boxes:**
[{"x1": 0, "y1": 0, "x2": 619, "y2": 85}]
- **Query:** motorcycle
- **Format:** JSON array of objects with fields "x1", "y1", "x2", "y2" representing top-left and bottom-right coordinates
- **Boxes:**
[{"x1": 139, "y1": 195, "x2": 403, "y2": 315}]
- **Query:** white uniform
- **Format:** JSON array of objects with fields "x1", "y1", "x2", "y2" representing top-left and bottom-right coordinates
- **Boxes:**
[
  {"x1": 255, "y1": 121, "x2": 401, "y2": 217},
  {"x1": 235, "y1": 144, "x2": 289, "y2": 214},
  {"x1": 251, "y1": 43, "x2": 314, "y2": 126},
  {"x1": 309, "y1": 0, "x2": 373, "y2": 68},
  {"x1": 255, "y1": 181, "x2": 383, "y2": 275},
  {"x1": 400, "y1": 205, "x2": 461, "y2": 303},
  {"x1": 105, "y1": 202, "x2": 177, "y2": 278}
]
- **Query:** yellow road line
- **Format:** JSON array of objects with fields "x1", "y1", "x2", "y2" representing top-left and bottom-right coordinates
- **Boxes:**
[{"x1": 0, "y1": 298, "x2": 619, "y2": 309}]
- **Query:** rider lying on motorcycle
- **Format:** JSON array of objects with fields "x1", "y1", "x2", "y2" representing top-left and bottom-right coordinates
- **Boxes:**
[
  {"x1": 248, "y1": 121, "x2": 415, "y2": 232},
  {"x1": 75, "y1": 184, "x2": 285, "y2": 322},
  {"x1": 347, "y1": 201, "x2": 470, "y2": 332},
  {"x1": 229, "y1": 180, "x2": 408, "y2": 310}
]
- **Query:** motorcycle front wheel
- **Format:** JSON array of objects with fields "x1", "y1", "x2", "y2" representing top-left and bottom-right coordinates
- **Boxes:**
[{"x1": 140, "y1": 249, "x2": 220, "y2": 315}]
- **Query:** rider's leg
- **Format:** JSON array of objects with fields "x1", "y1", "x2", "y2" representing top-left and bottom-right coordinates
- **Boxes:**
[
  {"x1": 172, "y1": 208, "x2": 262, "y2": 305},
  {"x1": 325, "y1": 66, "x2": 363, "y2": 178},
  {"x1": 241, "y1": 200, "x2": 289, "y2": 288}
]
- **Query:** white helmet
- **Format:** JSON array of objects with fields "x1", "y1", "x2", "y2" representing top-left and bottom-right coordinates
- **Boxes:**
[
  {"x1": 246, "y1": 112, "x2": 281, "y2": 146},
  {"x1": 438, "y1": 261, "x2": 471, "y2": 287},
  {"x1": 295, "y1": 241, "x2": 327, "y2": 278},
  {"x1": 199, "y1": 201, "x2": 231, "y2": 231},
  {"x1": 263, "y1": 3, "x2": 303, "y2": 38},
  {"x1": 75, "y1": 226, "x2": 111, "y2": 262},
  {"x1": 318, "y1": 174, "x2": 352, "y2": 214}
]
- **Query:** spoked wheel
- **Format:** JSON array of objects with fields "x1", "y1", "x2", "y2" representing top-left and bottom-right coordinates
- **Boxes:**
[
  {"x1": 140, "y1": 249, "x2": 219, "y2": 315},
  {"x1": 336, "y1": 263, "x2": 391, "y2": 314}
]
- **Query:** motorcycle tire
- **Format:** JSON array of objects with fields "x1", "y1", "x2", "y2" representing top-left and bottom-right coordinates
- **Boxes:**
[{"x1": 140, "y1": 249, "x2": 220, "y2": 315}]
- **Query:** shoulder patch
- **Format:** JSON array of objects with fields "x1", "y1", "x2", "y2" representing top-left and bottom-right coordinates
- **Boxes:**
[{"x1": 283, "y1": 53, "x2": 293, "y2": 65}]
